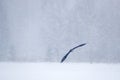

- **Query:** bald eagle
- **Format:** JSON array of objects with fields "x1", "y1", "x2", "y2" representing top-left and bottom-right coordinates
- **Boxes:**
[{"x1": 61, "y1": 43, "x2": 86, "y2": 63}]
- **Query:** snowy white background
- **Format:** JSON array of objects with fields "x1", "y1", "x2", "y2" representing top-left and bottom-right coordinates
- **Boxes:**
[
  {"x1": 0, "y1": 63, "x2": 120, "y2": 80},
  {"x1": 0, "y1": 0, "x2": 120, "y2": 62},
  {"x1": 0, "y1": 1, "x2": 120, "y2": 80}
]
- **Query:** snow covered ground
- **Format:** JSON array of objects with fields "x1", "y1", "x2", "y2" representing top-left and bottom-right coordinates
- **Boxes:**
[{"x1": 0, "y1": 63, "x2": 120, "y2": 80}]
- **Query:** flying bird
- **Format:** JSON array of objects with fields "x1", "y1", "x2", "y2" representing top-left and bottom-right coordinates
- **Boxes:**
[{"x1": 61, "y1": 43, "x2": 86, "y2": 63}]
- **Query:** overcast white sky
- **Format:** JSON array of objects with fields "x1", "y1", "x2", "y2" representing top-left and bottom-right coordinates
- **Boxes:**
[{"x1": 0, "y1": 0, "x2": 120, "y2": 62}]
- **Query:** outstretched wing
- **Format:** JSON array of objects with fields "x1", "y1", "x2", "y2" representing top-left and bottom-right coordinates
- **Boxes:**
[{"x1": 61, "y1": 43, "x2": 86, "y2": 63}]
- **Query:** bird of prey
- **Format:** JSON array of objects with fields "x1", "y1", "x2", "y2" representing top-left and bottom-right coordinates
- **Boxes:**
[{"x1": 61, "y1": 43, "x2": 86, "y2": 63}]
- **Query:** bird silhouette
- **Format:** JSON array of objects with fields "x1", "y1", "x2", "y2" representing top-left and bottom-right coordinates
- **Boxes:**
[{"x1": 61, "y1": 43, "x2": 86, "y2": 63}]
